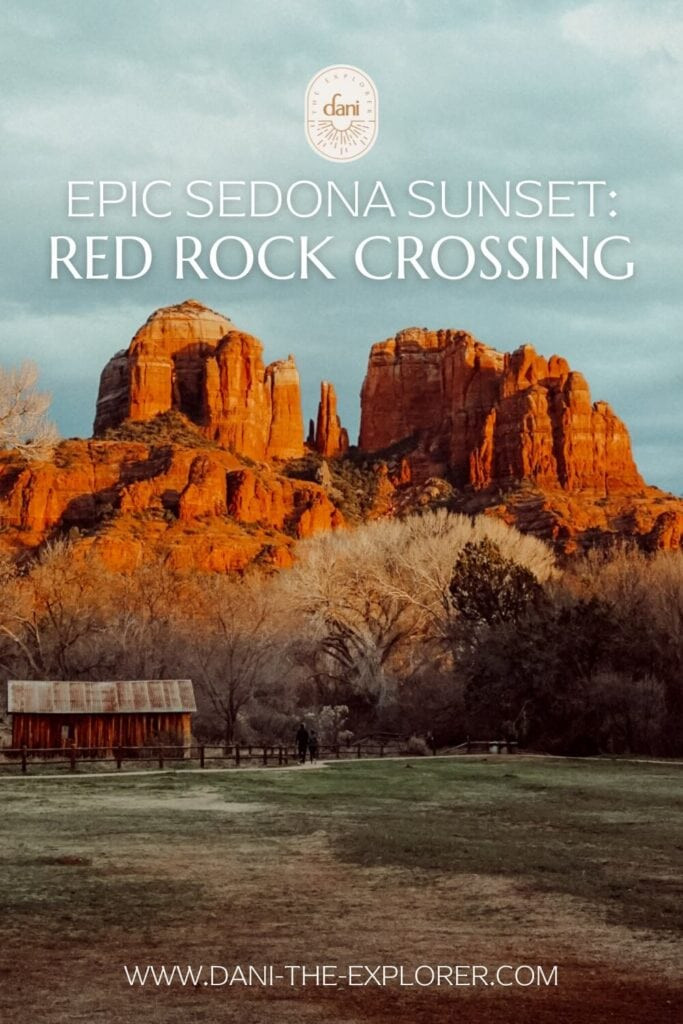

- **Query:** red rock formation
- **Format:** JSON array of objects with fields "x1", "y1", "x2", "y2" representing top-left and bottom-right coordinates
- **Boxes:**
[
  {"x1": 178, "y1": 455, "x2": 228, "y2": 521},
  {"x1": 311, "y1": 381, "x2": 349, "y2": 458},
  {"x1": 297, "y1": 493, "x2": 345, "y2": 538},
  {"x1": 0, "y1": 308, "x2": 678, "y2": 565},
  {"x1": 226, "y1": 468, "x2": 344, "y2": 538},
  {"x1": 369, "y1": 463, "x2": 396, "y2": 518},
  {"x1": 359, "y1": 330, "x2": 643, "y2": 496},
  {"x1": 95, "y1": 300, "x2": 233, "y2": 431},
  {"x1": 645, "y1": 510, "x2": 683, "y2": 551},
  {"x1": 265, "y1": 357, "x2": 306, "y2": 460},
  {"x1": 95, "y1": 300, "x2": 304, "y2": 461},
  {"x1": 390, "y1": 458, "x2": 412, "y2": 487},
  {"x1": 0, "y1": 439, "x2": 343, "y2": 571}
]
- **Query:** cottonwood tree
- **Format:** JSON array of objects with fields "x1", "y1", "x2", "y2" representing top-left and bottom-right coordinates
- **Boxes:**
[
  {"x1": 0, "y1": 541, "x2": 112, "y2": 678},
  {"x1": 281, "y1": 510, "x2": 555, "y2": 733},
  {"x1": 281, "y1": 525, "x2": 421, "y2": 716},
  {"x1": 0, "y1": 361, "x2": 57, "y2": 460},
  {"x1": 108, "y1": 560, "x2": 199, "y2": 679},
  {"x1": 189, "y1": 574, "x2": 288, "y2": 745},
  {"x1": 371, "y1": 510, "x2": 554, "y2": 646}
]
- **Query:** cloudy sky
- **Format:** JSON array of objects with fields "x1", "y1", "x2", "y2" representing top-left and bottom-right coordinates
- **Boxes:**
[{"x1": 1, "y1": 0, "x2": 681, "y2": 491}]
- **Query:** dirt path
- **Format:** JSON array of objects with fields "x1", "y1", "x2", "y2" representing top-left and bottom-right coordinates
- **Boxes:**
[{"x1": 1, "y1": 752, "x2": 680, "y2": 784}]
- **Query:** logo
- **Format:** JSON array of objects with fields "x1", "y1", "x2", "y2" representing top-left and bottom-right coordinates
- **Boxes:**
[{"x1": 305, "y1": 65, "x2": 378, "y2": 162}]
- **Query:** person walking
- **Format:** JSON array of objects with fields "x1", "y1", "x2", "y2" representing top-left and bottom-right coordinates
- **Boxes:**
[
  {"x1": 308, "y1": 730, "x2": 319, "y2": 764},
  {"x1": 295, "y1": 722, "x2": 309, "y2": 764}
]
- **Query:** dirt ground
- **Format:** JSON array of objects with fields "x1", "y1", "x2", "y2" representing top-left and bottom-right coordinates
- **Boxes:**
[{"x1": 0, "y1": 759, "x2": 680, "y2": 1023}]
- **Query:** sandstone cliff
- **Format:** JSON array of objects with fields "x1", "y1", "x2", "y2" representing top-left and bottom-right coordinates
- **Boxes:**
[
  {"x1": 0, "y1": 305, "x2": 679, "y2": 570},
  {"x1": 359, "y1": 328, "x2": 643, "y2": 496},
  {"x1": 94, "y1": 300, "x2": 305, "y2": 461},
  {"x1": 0, "y1": 439, "x2": 343, "y2": 572}
]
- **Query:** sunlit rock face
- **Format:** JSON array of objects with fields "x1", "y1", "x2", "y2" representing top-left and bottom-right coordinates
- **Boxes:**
[
  {"x1": 94, "y1": 299, "x2": 304, "y2": 461},
  {"x1": 359, "y1": 328, "x2": 643, "y2": 495}
]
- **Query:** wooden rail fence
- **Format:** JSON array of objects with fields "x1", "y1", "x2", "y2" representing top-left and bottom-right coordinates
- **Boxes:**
[{"x1": 0, "y1": 739, "x2": 517, "y2": 775}]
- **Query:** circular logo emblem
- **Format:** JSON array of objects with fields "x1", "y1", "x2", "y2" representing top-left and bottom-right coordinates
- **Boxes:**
[{"x1": 305, "y1": 65, "x2": 378, "y2": 162}]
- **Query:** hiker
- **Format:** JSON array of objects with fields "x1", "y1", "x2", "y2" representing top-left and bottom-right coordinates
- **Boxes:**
[
  {"x1": 308, "y1": 730, "x2": 319, "y2": 763},
  {"x1": 295, "y1": 722, "x2": 309, "y2": 764}
]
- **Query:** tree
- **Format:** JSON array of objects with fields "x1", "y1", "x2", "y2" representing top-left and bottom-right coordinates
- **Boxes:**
[
  {"x1": 281, "y1": 511, "x2": 555, "y2": 735},
  {"x1": 281, "y1": 521, "x2": 430, "y2": 722},
  {"x1": 0, "y1": 541, "x2": 112, "y2": 678},
  {"x1": 568, "y1": 547, "x2": 683, "y2": 754},
  {"x1": 461, "y1": 595, "x2": 618, "y2": 753},
  {"x1": 108, "y1": 560, "x2": 197, "y2": 680},
  {"x1": 449, "y1": 538, "x2": 542, "y2": 626},
  {"x1": 0, "y1": 361, "x2": 57, "y2": 459},
  {"x1": 189, "y1": 575, "x2": 287, "y2": 745}
]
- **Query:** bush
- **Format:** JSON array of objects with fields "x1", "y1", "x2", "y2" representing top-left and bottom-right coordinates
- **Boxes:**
[
  {"x1": 402, "y1": 735, "x2": 431, "y2": 756},
  {"x1": 102, "y1": 411, "x2": 217, "y2": 449}
]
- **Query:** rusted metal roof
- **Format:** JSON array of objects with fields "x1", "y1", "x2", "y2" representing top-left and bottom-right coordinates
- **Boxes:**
[{"x1": 7, "y1": 680, "x2": 196, "y2": 715}]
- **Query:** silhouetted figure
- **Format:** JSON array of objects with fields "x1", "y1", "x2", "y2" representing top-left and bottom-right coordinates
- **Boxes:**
[
  {"x1": 308, "y1": 730, "x2": 319, "y2": 763},
  {"x1": 296, "y1": 723, "x2": 309, "y2": 764},
  {"x1": 426, "y1": 730, "x2": 437, "y2": 755}
]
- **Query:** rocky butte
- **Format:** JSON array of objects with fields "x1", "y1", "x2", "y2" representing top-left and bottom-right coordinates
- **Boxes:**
[
  {"x1": 359, "y1": 327, "x2": 642, "y2": 493},
  {"x1": 0, "y1": 301, "x2": 680, "y2": 570},
  {"x1": 94, "y1": 299, "x2": 304, "y2": 461},
  {"x1": 358, "y1": 327, "x2": 682, "y2": 549}
]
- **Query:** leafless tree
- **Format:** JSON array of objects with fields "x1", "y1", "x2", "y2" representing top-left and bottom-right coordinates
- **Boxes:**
[
  {"x1": 0, "y1": 541, "x2": 111, "y2": 677},
  {"x1": 0, "y1": 361, "x2": 58, "y2": 460},
  {"x1": 107, "y1": 560, "x2": 198, "y2": 679},
  {"x1": 189, "y1": 574, "x2": 290, "y2": 744}
]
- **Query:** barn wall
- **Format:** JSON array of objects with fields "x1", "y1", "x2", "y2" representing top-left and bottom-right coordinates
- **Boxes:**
[{"x1": 11, "y1": 713, "x2": 192, "y2": 754}]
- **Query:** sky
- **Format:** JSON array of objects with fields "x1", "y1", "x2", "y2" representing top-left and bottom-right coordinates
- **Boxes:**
[{"x1": 1, "y1": 0, "x2": 681, "y2": 492}]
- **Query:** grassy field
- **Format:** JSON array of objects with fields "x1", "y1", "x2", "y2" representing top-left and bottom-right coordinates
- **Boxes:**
[{"x1": 0, "y1": 756, "x2": 681, "y2": 1023}]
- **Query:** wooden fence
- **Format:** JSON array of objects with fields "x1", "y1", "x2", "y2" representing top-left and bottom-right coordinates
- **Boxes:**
[{"x1": 0, "y1": 739, "x2": 517, "y2": 775}]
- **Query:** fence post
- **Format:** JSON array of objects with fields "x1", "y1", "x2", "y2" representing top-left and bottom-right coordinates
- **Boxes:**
[
  {"x1": 356, "y1": 744, "x2": 361, "y2": 759},
  {"x1": 200, "y1": 744, "x2": 205, "y2": 769},
  {"x1": 21, "y1": 745, "x2": 27, "y2": 775},
  {"x1": 115, "y1": 746, "x2": 122, "y2": 770},
  {"x1": 69, "y1": 744, "x2": 77, "y2": 772},
  {"x1": 235, "y1": 745, "x2": 240, "y2": 767},
  {"x1": 263, "y1": 746, "x2": 268, "y2": 766},
  {"x1": 278, "y1": 746, "x2": 283, "y2": 765},
  {"x1": 157, "y1": 744, "x2": 164, "y2": 770},
  {"x1": 466, "y1": 735, "x2": 471, "y2": 754},
  {"x1": 380, "y1": 744, "x2": 384, "y2": 758},
  {"x1": 335, "y1": 745, "x2": 340, "y2": 759}
]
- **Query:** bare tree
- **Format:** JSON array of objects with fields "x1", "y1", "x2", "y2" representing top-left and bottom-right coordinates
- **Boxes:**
[
  {"x1": 0, "y1": 541, "x2": 112, "y2": 678},
  {"x1": 107, "y1": 560, "x2": 199, "y2": 679},
  {"x1": 190, "y1": 575, "x2": 289, "y2": 745},
  {"x1": 0, "y1": 361, "x2": 58, "y2": 460}
]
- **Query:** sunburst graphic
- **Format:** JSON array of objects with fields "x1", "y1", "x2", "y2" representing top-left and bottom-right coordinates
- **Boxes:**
[{"x1": 312, "y1": 119, "x2": 372, "y2": 157}]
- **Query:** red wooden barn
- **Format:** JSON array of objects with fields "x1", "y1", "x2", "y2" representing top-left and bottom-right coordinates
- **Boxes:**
[{"x1": 7, "y1": 679, "x2": 196, "y2": 753}]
